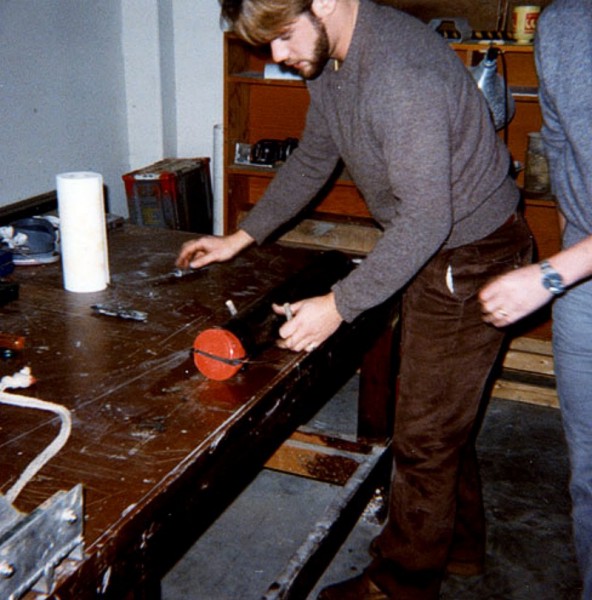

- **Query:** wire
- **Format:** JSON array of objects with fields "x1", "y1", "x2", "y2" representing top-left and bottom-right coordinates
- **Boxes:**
[
  {"x1": 1, "y1": 369, "x2": 72, "y2": 504},
  {"x1": 498, "y1": 48, "x2": 511, "y2": 146},
  {"x1": 192, "y1": 348, "x2": 273, "y2": 366}
]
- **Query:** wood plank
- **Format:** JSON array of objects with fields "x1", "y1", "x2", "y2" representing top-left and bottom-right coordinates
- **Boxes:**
[
  {"x1": 509, "y1": 336, "x2": 553, "y2": 355},
  {"x1": 265, "y1": 442, "x2": 360, "y2": 486},
  {"x1": 285, "y1": 429, "x2": 373, "y2": 455},
  {"x1": 503, "y1": 348, "x2": 554, "y2": 376},
  {"x1": 0, "y1": 191, "x2": 57, "y2": 225},
  {"x1": 264, "y1": 430, "x2": 378, "y2": 485},
  {"x1": 492, "y1": 378, "x2": 558, "y2": 408},
  {"x1": 493, "y1": 335, "x2": 557, "y2": 407},
  {"x1": 280, "y1": 218, "x2": 381, "y2": 254}
]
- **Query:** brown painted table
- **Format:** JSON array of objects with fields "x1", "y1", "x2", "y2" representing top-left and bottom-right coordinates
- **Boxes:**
[{"x1": 0, "y1": 225, "x2": 398, "y2": 599}]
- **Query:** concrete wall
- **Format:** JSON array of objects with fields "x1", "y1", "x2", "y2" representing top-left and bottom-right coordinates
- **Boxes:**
[{"x1": 0, "y1": 1, "x2": 223, "y2": 218}]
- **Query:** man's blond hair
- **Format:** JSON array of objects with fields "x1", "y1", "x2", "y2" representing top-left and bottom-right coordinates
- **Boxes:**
[{"x1": 221, "y1": 0, "x2": 314, "y2": 45}]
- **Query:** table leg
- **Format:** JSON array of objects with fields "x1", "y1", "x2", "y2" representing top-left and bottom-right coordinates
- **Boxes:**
[
  {"x1": 127, "y1": 577, "x2": 162, "y2": 600},
  {"x1": 357, "y1": 310, "x2": 399, "y2": 442}
]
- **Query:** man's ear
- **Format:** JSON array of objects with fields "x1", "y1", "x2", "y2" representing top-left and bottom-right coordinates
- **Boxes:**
[{"x1": 311, "y1": 0, "x2": 337, "y2": 19}]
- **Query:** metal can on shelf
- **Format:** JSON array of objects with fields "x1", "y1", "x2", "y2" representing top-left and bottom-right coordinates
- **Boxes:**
[{"x1": 524, "y1": 132, "x2": 550, "y2": 195}]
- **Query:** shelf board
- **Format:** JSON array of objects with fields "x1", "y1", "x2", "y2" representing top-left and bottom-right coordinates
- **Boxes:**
[
  {"x1": 511, "y1": 85, "x2": 538, "y2": 99},
  {"x1": 522, "y1": 192, "x2": 556, "y2": 206},
  {"x1": 229, "y1": 72, "x2": 306, "y2": 87},
  {"x1": 228, "y1": 163, "x2": 276, "y2": 175},
  {"x1": 227, "y1": 163, "x2": 359, "y2": 187},
  {"x1": 450, "y1": 41, "x2": 534, "y2": 52}
]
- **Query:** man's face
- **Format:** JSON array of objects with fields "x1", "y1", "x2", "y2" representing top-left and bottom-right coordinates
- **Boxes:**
[{"x1": 269, "y1": 11, "x2": 330, "y2": 80}]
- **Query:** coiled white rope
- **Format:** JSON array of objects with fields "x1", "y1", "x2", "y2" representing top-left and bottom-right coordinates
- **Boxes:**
[{"x1": 0, "y1": 367, "x2": 72, "y2": 504}]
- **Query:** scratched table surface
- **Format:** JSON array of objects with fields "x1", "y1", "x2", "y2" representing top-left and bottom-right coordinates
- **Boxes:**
[{"x1": 0, "y1": 225, "x2": 395, "y2": 598}]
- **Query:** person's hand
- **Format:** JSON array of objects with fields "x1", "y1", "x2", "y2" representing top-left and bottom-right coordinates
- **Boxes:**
[
  {"x1": 175, "y1": 230, "x2": 254, "y2": 269},
  {"x1": 479, "y1": 263, "x2": 553, "y2": 327},
  {"x1": 273, "y1": 293, "x2": 343, "y2": 353}
]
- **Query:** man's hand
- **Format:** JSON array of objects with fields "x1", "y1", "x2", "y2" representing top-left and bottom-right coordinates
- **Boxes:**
[
  {"x1": 176, "y1": 230, "x2": 254, "y2": 269},
  {"x1": 273, "y1": 293, "x2": 343, "y2": 353},
  {"x1": 479, "y1": 263, "x2": 553, "y2": 327}
]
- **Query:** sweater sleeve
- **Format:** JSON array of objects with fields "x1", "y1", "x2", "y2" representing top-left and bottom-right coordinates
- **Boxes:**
[
  {"x1": 239, "y1": 95, "x2": 341, "y2": 244},
  {"x1": 535, "y1": 5, "x2": 592, "y2": 236}
]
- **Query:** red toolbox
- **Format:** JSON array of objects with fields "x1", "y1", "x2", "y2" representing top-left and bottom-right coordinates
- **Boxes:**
[{"x1": 122, "y1": 158, "x2": 213, "y2": 233}]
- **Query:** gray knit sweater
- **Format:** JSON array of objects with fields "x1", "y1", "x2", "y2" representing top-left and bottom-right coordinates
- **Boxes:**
[
  {"x1": 535, "y1": 0, "x2": 592, "y2": 248},
  {"x1": 241, "y1": 0, "x2": 519, "y2": 322}
]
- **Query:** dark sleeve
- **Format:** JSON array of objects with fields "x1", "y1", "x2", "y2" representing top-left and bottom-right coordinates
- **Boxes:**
[
  {"x1": 240, "y1": 95, "x2": 341, "y2": 243},
  {"x1": 535, "y1": 7, "x2": 592, "y2": 230}
]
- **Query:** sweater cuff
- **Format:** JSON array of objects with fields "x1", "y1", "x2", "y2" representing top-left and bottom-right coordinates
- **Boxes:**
[{"x1": 332, "y1": 281, "x2": 360, "y2": 324}]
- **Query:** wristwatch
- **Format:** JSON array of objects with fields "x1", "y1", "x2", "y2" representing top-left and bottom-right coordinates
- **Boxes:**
[{"x1": 540, "y1": 260, "x2": 566, "y2": 296}]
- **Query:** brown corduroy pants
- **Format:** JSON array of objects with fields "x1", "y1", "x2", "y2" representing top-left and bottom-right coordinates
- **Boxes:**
[{"x1": 369, "y1": 213, "x2": 533, "y2": 599}]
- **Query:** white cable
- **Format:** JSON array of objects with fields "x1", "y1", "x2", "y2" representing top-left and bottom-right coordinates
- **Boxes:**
[{"x1": 1, "y1": 369, "x2": 72, "y2": 504}]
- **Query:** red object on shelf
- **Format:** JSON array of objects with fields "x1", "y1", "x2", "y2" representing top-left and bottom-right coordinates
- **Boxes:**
[{"x1": 122, "y1": 158, "x2": 213, "y2": 233}]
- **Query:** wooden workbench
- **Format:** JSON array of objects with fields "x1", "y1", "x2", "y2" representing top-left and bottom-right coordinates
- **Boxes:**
[{"x1": 0, "y1": 225, "x2": 398, "y2": 599}]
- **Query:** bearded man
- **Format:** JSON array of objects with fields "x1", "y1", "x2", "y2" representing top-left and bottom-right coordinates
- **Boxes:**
[{"x1": 177, "y1": 1, "x2": 533, "y2": 597}]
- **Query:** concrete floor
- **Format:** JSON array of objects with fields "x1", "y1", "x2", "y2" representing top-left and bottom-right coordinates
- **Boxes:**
[{"x1": 161, "y1": 375, "x2": 582, "y2": 599}]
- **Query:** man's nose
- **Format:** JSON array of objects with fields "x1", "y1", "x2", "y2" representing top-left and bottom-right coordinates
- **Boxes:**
[{"x1": 270, "y1": 39, "x2": 289, "y2": 63}]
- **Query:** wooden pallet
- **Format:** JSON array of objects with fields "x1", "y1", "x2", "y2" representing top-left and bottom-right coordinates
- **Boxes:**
[{"x1": 493, "y1": 337, "x2": 558, "y2": 408}]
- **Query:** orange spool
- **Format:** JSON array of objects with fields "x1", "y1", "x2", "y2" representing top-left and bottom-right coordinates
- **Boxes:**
[{"x1": 193, "y1": 328, "x2": 247, "y2": 381}]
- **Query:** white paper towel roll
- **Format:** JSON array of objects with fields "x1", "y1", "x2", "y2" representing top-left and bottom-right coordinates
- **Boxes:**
[{"x1": 56, "y1": 172, "x2": 110, "y2": 293}]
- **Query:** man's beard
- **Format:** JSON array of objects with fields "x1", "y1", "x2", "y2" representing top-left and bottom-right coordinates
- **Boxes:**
[{"x1": 299, "y1": 14, "x2": 330, "y2": 80}]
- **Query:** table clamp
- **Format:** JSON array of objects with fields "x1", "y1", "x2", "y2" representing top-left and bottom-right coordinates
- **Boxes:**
[{"x1": 0, "y1": 484, "x2": 84, "y2": 599}]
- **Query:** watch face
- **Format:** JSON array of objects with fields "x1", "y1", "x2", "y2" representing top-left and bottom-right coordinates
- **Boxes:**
[
  {"x1": 544, "y1": 273, "x2": 562, "y2": 292},
  {"x1": 542, "y1": 266, "x2": 565, "y2": 295}
]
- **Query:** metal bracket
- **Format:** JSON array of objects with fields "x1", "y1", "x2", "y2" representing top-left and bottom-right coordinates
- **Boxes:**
[{"x1": 0, "y1": 484, "x2": 84, "y2": 599}]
